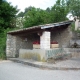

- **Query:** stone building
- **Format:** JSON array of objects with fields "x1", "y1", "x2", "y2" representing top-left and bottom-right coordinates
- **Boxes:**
[{"x1": 6, "y1": 20, "x2": 73, "y2": 61}]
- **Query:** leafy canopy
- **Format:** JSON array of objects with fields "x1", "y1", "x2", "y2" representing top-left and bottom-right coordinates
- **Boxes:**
[
  {"x1": 66, "y1": 0, "x2": 80, "y2": 18},
  {"x1": 17, "y1": 0, "x2": 80, "y2": 28},
  {"x1": 0, "y1": 0, "x2": 18, "y2": 30},
  {"x1": 23, "y1": 7, "x2": 51, "y2": 28}
]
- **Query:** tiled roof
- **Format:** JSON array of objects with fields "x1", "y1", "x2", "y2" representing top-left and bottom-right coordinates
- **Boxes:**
[{"x1": 8, "y1": 20, "x2": 73, "y2": 34}]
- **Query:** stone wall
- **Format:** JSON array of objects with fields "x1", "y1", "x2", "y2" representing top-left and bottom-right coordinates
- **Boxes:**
[
  {"x1": 6, "y1": 34, "x2": 40, "y2": 58},
  {"x1": 19, "y1": 49, "x2": 46, "y2": 61},
  {"x1": 6, "y1": 34, "x2": 16, "y2": 57},
  {"x1": 63, "y1": 48, "x2": 80, "y2": 58},
  {"x1": 51, "y1": 26, "x2": 72, "y2": 48},
  {"x1": 69, "y1": 32, "x2": 80, "y2": 47},
  {"x1": 15, "y1": 36, "x2": 33, "y2": 57},
  {"x1": 19, "y1": 48, "x2": 69, "y2": 61}
]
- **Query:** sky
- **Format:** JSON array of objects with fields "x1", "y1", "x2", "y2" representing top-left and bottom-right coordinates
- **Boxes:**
[{"x1": 7, "y1": 0, "x2": 57, "y2": 12}]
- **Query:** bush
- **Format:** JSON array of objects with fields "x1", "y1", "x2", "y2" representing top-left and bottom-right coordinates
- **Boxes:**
[
  {"x1": 0, "y1": 33, "x2": 6, "y2": 59},
  {"x1": 0, "y1": 28, "x2": 11, "y2": 59},
  {"x1": 0, "y1": 53, "x2": 6, "y2": 60},
  {"x1": 0, "y1": 28, "x2": 19, "y2": 59}
]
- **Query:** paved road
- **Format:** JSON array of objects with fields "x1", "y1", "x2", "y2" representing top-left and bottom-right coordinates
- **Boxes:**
[{"x1": 0, "y1": 60, "x2": 80, "y2": 80}]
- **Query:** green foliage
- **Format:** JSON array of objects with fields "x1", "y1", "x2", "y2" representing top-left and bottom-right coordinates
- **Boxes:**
[
  {"x1": 17, "y1": 6, "x2": 34, "y2": 17},
  {"x1": 24, "y1": 6, "x2": 33, "y2": 14},
  {"x1": 46, "y1": 7, "x2": 51, "y2": 12},
  {"x1": 23, "y1": 7, "x2": 51, "y2": 28},
  {"x1": 50, "y1": 0, "x2": 68, "y2": 23},
  {"x1": 0, "y1": 0, "x2": 18, "y2": 30},
  {"x1": 23, "y1": 0, "x2": 69, "y2": 28},
  {"x1": 66, "y1": 0, "x2": 80, "y2": 18},
  {"x1": 18, "y1": 0, "x2": 80, "y2": 28},
  {"x1": 71, "y1": 22, "x2": 80, "y2": 33},
  {"x1": 71, "y1": 22, "x2": 75, "y2": 31},
  {"x1": 0, "y1": 28, "x2": 19, "y2": 59},
  {"x1": 17, "y1": 12, "x2": 24, "y2": 17},
  {"x1": 0, "y1": 0, "x2": 18, "y2": 59},
  {"x1": 0, "y1": 28, "x2": 9, "y2": 59}
]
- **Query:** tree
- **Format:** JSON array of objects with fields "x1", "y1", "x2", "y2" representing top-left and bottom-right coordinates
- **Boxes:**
[
  {"x1": 22, "y1": 0, "x2": 80, "y2": 28},
  {"x1": 16, "y1": 17, "x2": 24, "y2": 28},
  {"x1": 50, "y1": 0, "x2": 68, "y2": 23},
  {"x1": 46, "y1": 7, "x2": 51, "y2": 12},
  {"x1": 0, "y1": 0, "x2": 18, "y2": 30},
  {"x1": 0, "y1": 0, "x2": 18, "y2": 59},
  {"x1": 23, "y1": 7, "x2": 51, "y2": 28},
  {"x1": 17, "y1": 12, "x2": 24, "y2": 17},
  {"x1": 66, "y1": 0, "x2": 80, "y2": 19},
  {"x1": 24, "y1": 6, "x2": 33, "y2": 14},
  {"x1": 23, "y1": 0, "x2": 69, "y2": 28}
]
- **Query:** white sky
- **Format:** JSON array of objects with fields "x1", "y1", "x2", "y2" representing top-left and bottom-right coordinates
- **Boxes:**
[{"x1": 7, "y1": 0, "x2": 57, "y2": 12}]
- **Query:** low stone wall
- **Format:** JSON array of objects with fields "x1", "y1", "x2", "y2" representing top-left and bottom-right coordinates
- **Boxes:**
[
  {"x1": 19, "y1": 48, "x2": 66, "y2": 61},
  {"x1": 19, "y1": 48, "x2": 80, "y2": 62},
  {"x1": 46, "y1": 48, "x2": 66, "y2": 59},
  {"x1": 63, "y1": 48, "x2": 80, "y2": 58},
  {"x1": 19, "y1": 49, "x2": 46, "y2": 61}
]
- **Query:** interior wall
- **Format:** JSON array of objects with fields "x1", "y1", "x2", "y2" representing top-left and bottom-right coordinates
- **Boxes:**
[
  {"x1": 51, "y1": 26, "x2": 72, "y2": 48},
  {"x1": 16, "y1": 34, "x2": 39, "y2": 57}
]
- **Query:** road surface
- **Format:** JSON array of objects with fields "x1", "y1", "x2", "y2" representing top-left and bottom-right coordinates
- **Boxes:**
[{"x1": 0, "y1": 60, "x2": 80, "y2": 80}]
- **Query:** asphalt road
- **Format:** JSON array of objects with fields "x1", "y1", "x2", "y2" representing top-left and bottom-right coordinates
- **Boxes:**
[{"x1": 0, "y1": 60, "x2": 80, "y2": 80}]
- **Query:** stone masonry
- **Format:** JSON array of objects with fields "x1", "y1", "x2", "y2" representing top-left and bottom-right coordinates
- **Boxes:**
[
  {"x1": 6, "y1": 25, "x2": 72, "y2": 58},
  {"x1": 6, "y1": 34, "x2": 40, "y2": 58},
  {"x1": 6, "y1": 34, "x2": 16, "y2": 57},
  {"x1": 51, "y1": 26, "x2": 72, "y2": 48}
]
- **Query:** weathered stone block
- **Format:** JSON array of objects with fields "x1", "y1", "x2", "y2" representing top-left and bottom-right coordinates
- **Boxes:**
[
  {"x1": 51, "y1": 44, "x2": 59, "y2": 48},
  {"x1": 33, "y1": 44, "x2": 40, "y2": 49}
]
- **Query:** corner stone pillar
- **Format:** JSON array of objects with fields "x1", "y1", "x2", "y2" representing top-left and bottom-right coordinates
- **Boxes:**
[
  {"x1": 40, "y1": 31, "x2": 50, "y2": 49},
  {"x1": 6, "y1": 34, "x2": 16, "y2": 58},
  {"x1": 75, "y1": 19, "x2": 80, "y2": 30}
]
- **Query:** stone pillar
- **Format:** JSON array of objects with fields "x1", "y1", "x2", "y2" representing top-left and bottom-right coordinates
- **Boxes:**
[
  {"x1": 6, "y1": 34, "x2": 16, "y2": 58},
  {"x1": 75, "y1": 19, "x2": 80, "y2": 30},
  {"x1": 40, "y1": 31, "x2": 50, "y2": 49}
]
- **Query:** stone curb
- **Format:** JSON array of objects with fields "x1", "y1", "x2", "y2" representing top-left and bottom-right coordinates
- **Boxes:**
[{"x1": 8, "y1": 58, "x2": 80, "y2": 70}]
